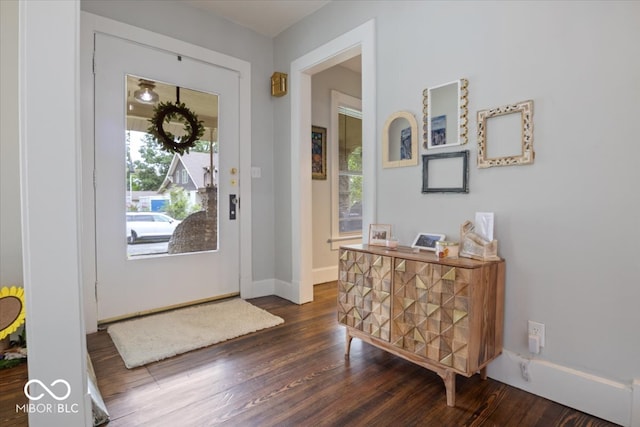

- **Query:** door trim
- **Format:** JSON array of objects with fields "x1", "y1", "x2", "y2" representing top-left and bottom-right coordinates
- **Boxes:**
[
  {"x1": 289, "y1": 19, "x2": 376, "y2": 303},
  {"x1": 81, "y1": 12, "x2": 252, "y2": 332}
]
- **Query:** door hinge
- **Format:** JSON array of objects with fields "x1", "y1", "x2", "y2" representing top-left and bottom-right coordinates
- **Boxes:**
[{"x1": 92, "y1": 52, "x2": 96, "y2": 75}]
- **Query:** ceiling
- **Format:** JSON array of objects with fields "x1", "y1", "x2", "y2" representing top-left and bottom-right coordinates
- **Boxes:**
[
  {"x1": 182, "y1": 0, "x2": 332, "y2": 38},
  {"x1": 126, "y1": 0, "x2": 359, "y2": 133},
  {"x1": 182, "y1": 0, "x2": 360, "y2": 73}
]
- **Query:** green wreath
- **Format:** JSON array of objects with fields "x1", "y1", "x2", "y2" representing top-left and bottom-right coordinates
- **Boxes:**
[{"x1": 147, "y1": 101, "x2": 205, "y2": 155}]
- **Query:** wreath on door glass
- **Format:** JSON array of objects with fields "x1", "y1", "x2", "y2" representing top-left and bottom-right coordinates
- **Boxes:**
[{"x1": 147, "y1": 101, "x2": 205, "y2": 155}]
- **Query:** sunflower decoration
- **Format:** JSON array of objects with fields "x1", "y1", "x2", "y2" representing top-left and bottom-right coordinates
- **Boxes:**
[
  {"x1": 0, "y1": 286, "x2": 26, "y2": 341},
  {"x1": 147, "y1": 100, "x2": 205, "y2": 156}
]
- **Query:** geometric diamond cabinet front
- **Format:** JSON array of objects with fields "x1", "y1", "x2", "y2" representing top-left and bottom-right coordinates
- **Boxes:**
[
  {"x1": 338, "y1": 249, "x2": 392, "y2": 341},
  {"x1": 391, "y1": 259, "x2": 471, "y2": 372}
]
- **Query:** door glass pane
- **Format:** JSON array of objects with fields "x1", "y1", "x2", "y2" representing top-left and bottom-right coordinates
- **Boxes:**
[{"x1": 125, "y1": 75, "x2": 219, "y2": 258}]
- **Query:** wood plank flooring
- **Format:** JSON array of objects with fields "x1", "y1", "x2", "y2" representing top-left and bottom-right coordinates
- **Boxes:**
[{"x1": 1, "y1": 282, "x2": 619, "y2": 426}]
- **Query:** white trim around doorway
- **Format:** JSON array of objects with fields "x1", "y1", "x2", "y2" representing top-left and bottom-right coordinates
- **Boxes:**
[{"x1": 289, "y1": 20, "x2": 376, "y2": 304}]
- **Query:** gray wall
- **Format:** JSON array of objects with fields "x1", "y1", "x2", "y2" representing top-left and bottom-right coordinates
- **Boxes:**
[
  {"x1": 275, "y1": 0, "x2": 640, "y2": 387},
  {"x1": 80, "y1": 0, "x2": 276, "y2": 284}
]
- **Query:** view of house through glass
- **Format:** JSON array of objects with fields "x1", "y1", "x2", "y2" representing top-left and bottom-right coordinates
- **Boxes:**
[
  {"x1": 338, "y1": 107, "x2": 362, "y2": 234},
  {"x1": 125, "y1": 74, "x2": 219, "y2": 258}
]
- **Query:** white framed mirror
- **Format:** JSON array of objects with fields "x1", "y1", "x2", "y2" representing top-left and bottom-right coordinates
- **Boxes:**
[
  {"x1": 423, "y1": 78, "x2": 468, "y2": 149},
  {"x1": 382, "y1": 111, "x2": 418, "y2": 168}
]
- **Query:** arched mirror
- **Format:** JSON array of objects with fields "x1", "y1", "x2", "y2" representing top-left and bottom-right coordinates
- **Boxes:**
[
  {"x1": 382, "y1": 111, "x2": 418, "y2": 168},
  {"x1": 423, "y1": 78, "x2": 468, "y2": 149}
]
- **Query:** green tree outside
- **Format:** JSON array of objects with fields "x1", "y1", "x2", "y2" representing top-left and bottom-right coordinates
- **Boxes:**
[
  {"x1": 348, "y1": 146, "x2": 362, "y2": 208},
  {"x1": 130, "y1": 133, "x2": 173, "y2": 191},
  {"x1": 164, "y1": 186, "x2": 202, "y2": 220}
]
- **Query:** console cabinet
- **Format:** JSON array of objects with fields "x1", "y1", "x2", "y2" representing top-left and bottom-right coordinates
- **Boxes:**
[{"x1": 338, "y1": 244, "x2": 505, "y2": 407}]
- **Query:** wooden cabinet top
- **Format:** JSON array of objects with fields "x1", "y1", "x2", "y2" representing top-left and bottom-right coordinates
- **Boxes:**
[{"x1": 340, "y1": 244, "x2": 503, "y2": 269}]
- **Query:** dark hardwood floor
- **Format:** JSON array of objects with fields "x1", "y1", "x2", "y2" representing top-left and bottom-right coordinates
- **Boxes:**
[{"x1": 1, "y1": 282, "x2": 619, "y2": 426}]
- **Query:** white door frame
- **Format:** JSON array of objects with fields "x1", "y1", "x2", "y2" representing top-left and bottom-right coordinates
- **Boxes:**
[
  {"x1": 80, "y1": 13, "x2": 252, "y2": 332},
  {"x1": 289, "y1": 20, "x2": 376, "y2": 303}
]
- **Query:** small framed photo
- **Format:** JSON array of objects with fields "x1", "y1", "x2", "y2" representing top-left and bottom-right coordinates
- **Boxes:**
[
  {"x1": 368, "y1": 224, "x2": 392, "y2": 246},
  {"x1": 411, "y1": 232, "x2": 445, "y2": 251}
]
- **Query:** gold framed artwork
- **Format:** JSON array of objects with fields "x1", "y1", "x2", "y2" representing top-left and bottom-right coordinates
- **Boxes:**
[
  {"x1": 477, "y1": 99, "x2": 534, "y2": 168},
  {"x1": 312, "y1": 126, "x2": 327, "y2": 180}
]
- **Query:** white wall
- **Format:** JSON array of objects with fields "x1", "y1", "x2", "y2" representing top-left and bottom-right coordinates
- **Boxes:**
[
  {"x1": 311, "y1": 65, "x2": 362, "y2": 282},
  {"x1": 19, "y1": 2, "x2": 90, "y2": 425},
  {"x1": 0, "y1": 0, "x2": 23, "y2": 287},
  {"x1": 275, "y1": 1, "x2": 640, "y2": 425},
  {"x1": 3, "y1": 10, "x2": 90, "y2": 423}
]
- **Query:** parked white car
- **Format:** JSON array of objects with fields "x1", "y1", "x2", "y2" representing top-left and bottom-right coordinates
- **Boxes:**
[{"x1": 126, "y1": 212, "x2": 181, "y2": 244}]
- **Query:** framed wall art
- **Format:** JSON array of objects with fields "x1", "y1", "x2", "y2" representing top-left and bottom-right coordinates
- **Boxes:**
[
  {"x1": 411, "y1": 232, "x2": 445, "y2": 251},
  {"x1": 368, "y1": 224, "x2": 392, "y2": 246},
  {"x1": 422, "y1": 150, "x2": 469, "y2": 193},
  {"x1": 477, "y1": 99, "x2": 534, "y2": 168},
  {"x1": 423, "y1": 78, "x2": 469, "y2": 150},
  {"x1": 311, "y1": 126, "x2": 327, "y2": 180},
  {"x1": 382, "y1": 111, "x2": 418, "y2": 168}
]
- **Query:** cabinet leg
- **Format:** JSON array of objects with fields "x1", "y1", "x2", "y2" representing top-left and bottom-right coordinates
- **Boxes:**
[
  {"x1": 438, "y1": 370, "x2": 456, "y2": 407},
  {"x1": 480, "y1": 367, "x2": 487, "y2": 380},
  {"x1": 344, "y1": 329, "x2": 353, "y2": 359}
]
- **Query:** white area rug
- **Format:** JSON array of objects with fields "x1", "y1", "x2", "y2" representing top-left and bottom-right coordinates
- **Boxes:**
[{"x1": 107, "y1": 298, "x2": 284, "y2": 369}]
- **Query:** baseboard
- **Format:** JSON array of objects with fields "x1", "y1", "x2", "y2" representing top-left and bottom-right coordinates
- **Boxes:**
[
  {"x1": 248, "y1": 279, "x2": 276, "y2": 298},
  {"x1": 487, "y1": 350, "x2": 632, "y2": 426},
  {"x1": 273, "y1": 279, "x2": 297, "y2": 303},
  {"x1": 312, "y1": 266, "x2": 338, "y2": 285}
]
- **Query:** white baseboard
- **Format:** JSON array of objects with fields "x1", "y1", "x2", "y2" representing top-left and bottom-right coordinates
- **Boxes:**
[
  {"x1": 247, "y1": 279, "x2": 276, "y2": 298},
  {"x1": 312, "y1": 266, "x2": 338, "y2": 285},
  {"x1": 487, "y1": 350, "x2": 632, "y2": 426},
  {"x1": 273, "y1": 279, "x2": 297, "y2": 303}
]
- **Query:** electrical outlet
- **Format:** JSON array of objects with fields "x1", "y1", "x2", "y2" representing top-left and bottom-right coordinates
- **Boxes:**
[{"x1": 528, "y1": 320, "x2": 545, "y2": 347}]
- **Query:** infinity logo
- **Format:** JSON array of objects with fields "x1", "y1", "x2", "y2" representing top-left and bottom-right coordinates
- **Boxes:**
[{"x1": 24, "y1": 379, "x2": 71, "y2": 401}]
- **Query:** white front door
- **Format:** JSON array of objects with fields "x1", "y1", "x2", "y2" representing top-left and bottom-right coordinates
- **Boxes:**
[{"x1": 94, "y1": 33, "x2": 240, "y2": 321}]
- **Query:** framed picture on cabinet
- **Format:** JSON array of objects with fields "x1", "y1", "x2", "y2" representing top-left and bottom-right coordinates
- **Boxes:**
[
  {"x1": 411, "y1": 232, "x2": 445, "y2": 251},
  {"x1": 368, "y1": 224, "x2": 392, "y2": 246}
]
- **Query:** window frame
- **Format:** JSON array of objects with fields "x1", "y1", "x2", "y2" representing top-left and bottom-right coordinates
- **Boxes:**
[{"x1": 330, "y1": 90, "x2": 363, "y2": 250}]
